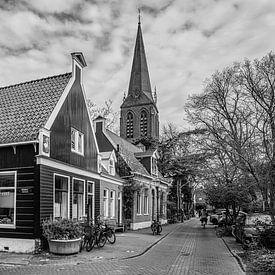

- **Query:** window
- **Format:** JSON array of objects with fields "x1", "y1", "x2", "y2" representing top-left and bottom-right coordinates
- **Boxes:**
[
  {"x1": 136, "y1": 192, "x2": 142, "y2": 214},
  {"x1": 71, "y1": 128, "x2": 84, "y2": 155},
  {"x1": 87, "y1": 181, "x2": 94, "y2": 222},
  {"x1": 143, "y1": 190, "x2": 149, "y2": 215},
  {"x1": 126, "y1": 112, "x2": 134, "y2": 138},
  {"x1": 109, "y1": 159, "x2": 115, "y2": 175},
  {"x1": 103, "y1": 189, "x2": 109, "y2": 218},
  {"x1": 140, "y1": 110, "x2": 148, "y2": 136},
  {"x1": 0, "y1": 171, "x2": 16, "y2": 228},
  {"x1": 110, "y1": 191, "x2": 115, "y2": 218},
  {"x1": 152, "y1": 158, "x2": 158, "y2": 175},
  {"x1": 54, "y1": 174, "x2": 69, "y2": 219},
  {"x1": 72, "y1": 178, "x2": 85, "y2": 220}
]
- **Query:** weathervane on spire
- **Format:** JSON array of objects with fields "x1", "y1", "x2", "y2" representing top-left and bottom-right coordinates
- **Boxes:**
[{"x1": 138, "y1": 8, "x2": 141, "y2": 24}]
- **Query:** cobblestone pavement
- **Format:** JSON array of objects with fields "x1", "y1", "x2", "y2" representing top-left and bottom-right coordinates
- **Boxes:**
[{"x1": 0, "y1": 219, "x2": 244, "y2": 275}]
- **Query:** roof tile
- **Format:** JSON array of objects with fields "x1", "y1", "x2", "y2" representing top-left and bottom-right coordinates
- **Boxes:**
[{"x1": 0, "y1": 73, "x2": 72, "y2": 144}]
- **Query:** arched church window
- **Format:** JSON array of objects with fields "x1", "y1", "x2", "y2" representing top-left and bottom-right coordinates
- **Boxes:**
[
  {"x1": 140, "y1": 110, "x2": 148, "y2": 136},
  {"x1": 126, "y1": 112, "x2": 134, "y2": 138}
]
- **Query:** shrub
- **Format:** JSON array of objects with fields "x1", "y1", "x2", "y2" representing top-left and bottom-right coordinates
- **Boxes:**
[{"x1": 42, "y1": 218, "x2": 83, "y2": 240}]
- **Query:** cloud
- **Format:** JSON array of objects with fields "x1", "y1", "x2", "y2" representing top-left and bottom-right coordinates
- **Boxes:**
[{"x1": 1, "y1": 0, "x2": 275, "y2": 131}]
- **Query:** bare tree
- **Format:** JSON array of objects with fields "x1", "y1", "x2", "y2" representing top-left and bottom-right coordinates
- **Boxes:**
[
  {"x1": 88, "y1": 99, "x2": 119, "y2": 134},
  {"x1": 185, "y1": 53, "x2": 275, "y2": 222}
]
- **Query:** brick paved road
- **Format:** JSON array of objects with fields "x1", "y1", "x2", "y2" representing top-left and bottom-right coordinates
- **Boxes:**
[{"x1": 0, "y1": 219, "x2": 244, "y2": 275}]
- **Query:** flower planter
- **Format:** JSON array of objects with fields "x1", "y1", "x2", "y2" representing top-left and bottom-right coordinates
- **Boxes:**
[{"x1": 48, "y1": 238, "x2": 81, "y2": 255}]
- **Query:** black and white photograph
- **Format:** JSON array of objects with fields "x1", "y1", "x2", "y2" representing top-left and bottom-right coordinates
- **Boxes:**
[{"x1": 0, "y1": 0, "x2": 274, "y2": 274}]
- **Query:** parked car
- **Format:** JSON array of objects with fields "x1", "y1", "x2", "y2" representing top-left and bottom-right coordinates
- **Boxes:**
[
  {"x1": 232, "y1": 212, "x2": 273, "y2": 248},
  {"x1": 217, "y1": 210, "x2": 234, "y2": 227},
  {"x1": 209, "y1": 209, "x2": 225, "y2": 225}
]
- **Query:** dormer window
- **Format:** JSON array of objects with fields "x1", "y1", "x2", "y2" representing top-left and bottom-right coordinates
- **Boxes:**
[
  {"x1": 109, "y1": 159, "x2": 115, "y2": 176},
  {"x1": 152, "y1": 157, "x2": 158, "y2": 175},
  {"x1": 71, "y1": 128, "x2": 84, "y2": 155}
]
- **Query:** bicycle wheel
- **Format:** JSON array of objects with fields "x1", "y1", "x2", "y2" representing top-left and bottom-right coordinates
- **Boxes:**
[
  {"x1": 151, "y1": 224, "x2": 157, "y2": 235},
  {"x1": 79, "y1": 236, "x2": 88, "y2": 252},
  {"x1": 86, "y1": 236, "x2": 96, "y2": 252},
  {"x1": 106, "y1": 229, "x2": 116, "y2": 244},
  {"x1": 157, "y1": 224, "x2": 162, "y2": 234},
  {"x1": 97, "y1": 232, "x2": 107, "y2": 248}
]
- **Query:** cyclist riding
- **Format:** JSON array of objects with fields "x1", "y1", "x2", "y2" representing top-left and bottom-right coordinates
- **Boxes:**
[{"x1": 200, "y1": 209, "x2": 208, "y2": 228}]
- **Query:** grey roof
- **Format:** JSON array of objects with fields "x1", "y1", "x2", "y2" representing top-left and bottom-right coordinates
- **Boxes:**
[
  {"x1": 106, "y1": 130, "x2": 150, "y2": 176},
  {"x1": 0, "y1": 73, "x2": 72, "y2": 144}
]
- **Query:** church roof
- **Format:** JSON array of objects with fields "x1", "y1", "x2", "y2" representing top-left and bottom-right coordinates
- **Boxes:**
[
  {"x1": 127, "y1": 22, "x2": 154, "y2": 102},
  {"x1": 0, "y1": 73, "x2": 72, "y2": 144}
]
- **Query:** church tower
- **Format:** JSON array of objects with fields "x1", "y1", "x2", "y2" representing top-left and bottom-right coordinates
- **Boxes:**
[{"x1": 120, "y1": 16, "x2": 159, "y2": 143}]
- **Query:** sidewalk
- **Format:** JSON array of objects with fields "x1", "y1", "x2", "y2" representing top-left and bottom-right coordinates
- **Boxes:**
[{"x1": 0, "y1": 222, "x2": 182, "y2": 267}]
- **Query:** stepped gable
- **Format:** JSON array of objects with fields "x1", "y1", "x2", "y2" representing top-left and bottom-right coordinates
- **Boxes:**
[{"x1": 0, "y1": 73, "x2": 72, "y2": 144}]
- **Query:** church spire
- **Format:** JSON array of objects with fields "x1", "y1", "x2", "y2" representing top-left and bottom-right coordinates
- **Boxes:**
[{"x1": 127, "y1": 12, "x2": 153, "y2": 101}]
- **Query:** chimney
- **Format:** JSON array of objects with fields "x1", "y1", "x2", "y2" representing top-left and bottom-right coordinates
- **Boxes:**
[{"x1": 93, "y1": 116, "x2": 107, "y2": 134}]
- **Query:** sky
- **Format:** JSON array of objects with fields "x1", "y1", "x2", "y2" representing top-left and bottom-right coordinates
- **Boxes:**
[{"x1": 1, "y1": 0, "x2": 275, "y2": 131}]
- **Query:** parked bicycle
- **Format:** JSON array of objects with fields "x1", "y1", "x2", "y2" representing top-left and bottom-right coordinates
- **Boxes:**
[
  {"x1": 151, "y1": 219, "x2": 162, "y2": 235},
  {"x1": 86, "y1": 221, "x2": 107, "y2": 251},
  {"x1": 103, "y1": 221, "x2": 116, "y2": 244},
  {"x1": 79, "y1": 224, "x2": 94, "y2": 252}
]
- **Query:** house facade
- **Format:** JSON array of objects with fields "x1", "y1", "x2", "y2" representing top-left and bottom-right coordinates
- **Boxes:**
[
  {"x1": 94, "y1": 116, "x2": 169, "y2": 230},
  {"x1": 0, "y1": 53, "x2": 123, "y2": 253}
]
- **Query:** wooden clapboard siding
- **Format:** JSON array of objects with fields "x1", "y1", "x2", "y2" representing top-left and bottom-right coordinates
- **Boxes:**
[
  {"x1": 50, "y1": 68, "x2": 98, "y2": 172},
  {"x1": 39, "y1": 164, "x2": 100, "y2": 222},
  {"x1": 0, "y1": 166, "x2": 36, "y2": 239}
]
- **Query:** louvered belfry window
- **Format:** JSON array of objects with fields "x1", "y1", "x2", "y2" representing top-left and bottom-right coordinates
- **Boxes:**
[
  {"x1": 126, "y1": 112, "x2": 134, "y2": 138},
  {"x1": 140, "y1": 110, "x2": 148, "y2": 136}
]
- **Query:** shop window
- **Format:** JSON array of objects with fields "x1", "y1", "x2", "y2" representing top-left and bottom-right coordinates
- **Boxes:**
[
  {"x1": 103, "y1": 189, "x2": 109, "y2": 218},
  {"x1": 54, "y1": 174, "x2": 69, "y2": 219},
  {"x1": 0, "y1": 171, "x2": 16, "y2": 228},
  {"x1": 110, "y1": 190, "x2": 115, "y2": 218},
  {"x1": 71, "y1": 128, "x2": 84, "y2": 155},
  {"x1": 72, "y1": 178, "x2": 85, "y2": 220}
]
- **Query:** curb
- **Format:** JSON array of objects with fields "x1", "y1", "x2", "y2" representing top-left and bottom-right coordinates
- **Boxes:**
[
  {"x1": 221, "y1": 237, "x2": 246, "y2": 273},
  {"x1": 120, "y1": 221, "x2": 190, "y2": 260}
]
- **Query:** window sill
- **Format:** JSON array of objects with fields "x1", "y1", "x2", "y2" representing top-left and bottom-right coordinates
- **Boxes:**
[
  {"x1": 136, "y1": 213, "x2": 142, "y2": 216},
  {"x1": 71, "y1": 149, "x2": 84, "y2": 156},
  {"x1": 0, "y1": 224, "x2": 16, "y2": 229}
]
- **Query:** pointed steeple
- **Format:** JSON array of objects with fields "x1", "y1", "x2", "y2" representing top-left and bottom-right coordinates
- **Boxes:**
[{"x1": 127, "y1": 15, "x2": 153, "y2": 101}]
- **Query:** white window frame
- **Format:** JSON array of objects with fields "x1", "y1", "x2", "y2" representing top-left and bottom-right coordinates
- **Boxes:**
[
  {"x1": 72, "y1": 177, "x2": 85, "y2": 221},
  {"x1": 109, "y1": 159, "x2": 115, "y2": 176},
  {"x1": 71, "y1": 127, "x2": 84, "y2": 156},
  {"x1": 110, "y1": 190, "x2": 115, "y2": 218},
  {"x1": 143, "y1": 190, "x2": 149, "y2": 215},
  {"x1": 136, "y1": 192, "x2": 142, "y2": 215},
  {"x1": 151, "y1": 157, "x2": 158, "y2": 176},
  {"x1": 87, "y1": 181, "x2": 95, "y2": 223},
  {"x1": 0, "y1": 171, "x2": 17, "y2": 229},
  {"x1": 103, "y1": 189, "x2": 109, "y2": 218},
  {"x1": 39, "y1": 129, "x2": 50, "y2": 157},
  {"x1": 53, "y1": 173, "x2": 70, "y2": 219}
]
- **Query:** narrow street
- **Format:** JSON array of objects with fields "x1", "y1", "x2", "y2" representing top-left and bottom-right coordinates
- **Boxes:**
[{"x1": 0, "y1": 219, "x2": 244, "y2": 275}]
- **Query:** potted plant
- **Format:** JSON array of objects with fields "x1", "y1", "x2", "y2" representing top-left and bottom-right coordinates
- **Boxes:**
[{"x1": 42, "y1": 218, "x2": 83, "y2": 255}]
